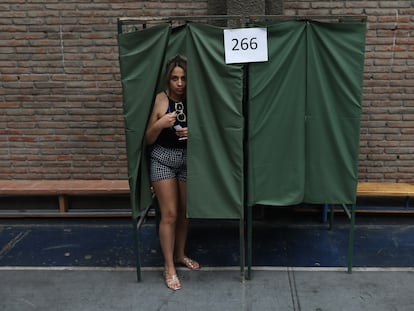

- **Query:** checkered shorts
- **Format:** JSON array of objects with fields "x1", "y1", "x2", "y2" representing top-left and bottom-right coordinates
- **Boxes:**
[{"x1": 150, "y1": 144, "x2": 187, "y2": 182}]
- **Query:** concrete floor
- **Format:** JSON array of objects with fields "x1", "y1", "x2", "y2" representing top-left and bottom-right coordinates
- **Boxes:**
[
  {"x1": 1, "y1": 212, "x2": 414, "y2": 311},
  {"x1": 1, "y1": 267, "x2": 414, "y2": 311}
]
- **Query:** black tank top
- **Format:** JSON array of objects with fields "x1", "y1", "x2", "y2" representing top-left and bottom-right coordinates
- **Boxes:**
[{"x1": 155, "y1": 96, "x2": 187, "y2": 149}]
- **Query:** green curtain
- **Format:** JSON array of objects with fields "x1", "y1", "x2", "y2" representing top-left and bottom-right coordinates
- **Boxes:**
[
  {"x1": 117, "y1": 24, "x2": 171, "y2": 218},
  {"x1": 186, "y1": 23, "x2": 244, "y2": 219},
  {"x1": 118, "y1": 23, "x2": 245, "y2": 219},
  {"x1": 248, "y1": 21, "x2": 307, "y2": 206},
  {"x1": 156, "y1": 25, "x2": 188, "y2": 93},
  {"x1": 118, "y1": 19, "x2": 366, "y2": 218},
  {"x1": 305, "y1": 21, "x2": 366, "y2": 204},
  {"x1": 248, "y1": 20, "x2": 366, "y2": 206}
]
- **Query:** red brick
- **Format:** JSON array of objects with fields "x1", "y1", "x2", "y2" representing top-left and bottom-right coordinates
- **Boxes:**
[{"x1": 1, "y1": 0, "x2": 413, "y2": 183}]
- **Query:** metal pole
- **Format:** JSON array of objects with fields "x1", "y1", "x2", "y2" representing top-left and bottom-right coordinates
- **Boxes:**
[
  {"x1": 239, "y1": 218, "x2": 245, "y2": 282},
  {"x1": 132, "y1": 217, "x2": 142, "y2": 282},
  {"x1": 242, "y1": 62, "x2": 252, "y2": 280},
  {"x1": 246, "y1": 204, "x2": 252, "y2": 280},
  {"x1": 347, "y1": 204, "x2": 356, "y2": 273}
]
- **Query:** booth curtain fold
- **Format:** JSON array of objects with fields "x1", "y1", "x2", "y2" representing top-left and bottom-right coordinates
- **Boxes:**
[
  {"x1": 186, "y1": 23, "x2": 244, "y2": 219},
  {"x1": 248, "y1": 21, "x2": 307, "y2": 206},
  {"x1": 305, "y1": 21, "x2": 366, "y2": 204},
  {"x1": 248, "y1": 20, "x2": 366, "y2": 207},
  {"x1": 118, "y1": 24, "x2": 171, "y2": 218}
]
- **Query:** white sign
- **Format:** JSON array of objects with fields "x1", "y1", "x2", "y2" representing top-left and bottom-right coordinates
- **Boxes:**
[{"x1": 223, "y1": 28, "x2": 268, "y2": 64}]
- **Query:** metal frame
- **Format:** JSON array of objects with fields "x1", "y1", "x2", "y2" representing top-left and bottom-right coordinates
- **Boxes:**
[
  {"x1": 132, "y1": 204, "x2": 152, "y2": 282},
  {"x1": 118, "y1": 15, "x2": 247, "y2": 283},
  {"x1": 326, "y1": 204, "x2": 356, "y2": 273},
  {"x1": 244, "y1": 14, "x2": 365, "y2": 280},
  {"x1": 118, "y1": 14, "x2": 366, "y2": 282},
  {"x1": 118, "y1": 15, "x2": 245, "y2": 33}
]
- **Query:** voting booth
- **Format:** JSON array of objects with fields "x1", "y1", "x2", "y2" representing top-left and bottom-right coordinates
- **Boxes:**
[{"x1": 117, "y1": 16, "x2": 366, "y2": 281}]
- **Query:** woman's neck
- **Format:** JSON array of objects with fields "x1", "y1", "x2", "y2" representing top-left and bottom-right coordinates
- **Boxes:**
[{"x1": 166, "y1": 90, "x2": 184, "y2": 102}]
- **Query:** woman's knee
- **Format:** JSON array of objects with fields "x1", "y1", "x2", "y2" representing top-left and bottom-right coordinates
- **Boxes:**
[{"x1": 161, "y1": 208, "x2": 178, "y2": 224}]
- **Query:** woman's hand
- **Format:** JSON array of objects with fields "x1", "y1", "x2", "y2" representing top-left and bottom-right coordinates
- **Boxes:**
[
  {"x1": 175, "y1": 126, "x2": 188, "y2": 140},
  {"x1": 159, "y1": 112, "x2": 177, "y2": 128}
]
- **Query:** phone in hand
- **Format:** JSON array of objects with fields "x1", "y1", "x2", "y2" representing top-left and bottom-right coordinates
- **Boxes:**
[{"x1": 173, "y1": 125, "x2": 187, "y2": 140}]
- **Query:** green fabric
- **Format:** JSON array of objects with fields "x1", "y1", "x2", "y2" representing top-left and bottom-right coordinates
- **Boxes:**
[
  {"x1": 248, "y1": 21, "x2": 307, "y2": 206},
  {"x1": 117, "y1": 24, "x2": 171, "y2": 218},
  {"x1": 156, "y1": 25, "x2": 188, "y2": 92},
  {"x1": 118, "y1": 20, "x2": 366, "y2": 218},
  {"x1": 186, "y1": 23, "x2": 244, "y2": 219},
  {"x1": 305, "y1": 21, "x2": 366, "y2": 203},
  {"x1": 118, "y1": 23, "x2": 244, "y2": 219},
  {"x1": 248, "y1": 20, "x2": 366, "y2": 206}
]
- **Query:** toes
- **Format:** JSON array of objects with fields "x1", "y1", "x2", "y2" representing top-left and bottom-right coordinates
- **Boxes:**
[{"x1": 164, "y1": 272, "x2": 181, "y2": 290}]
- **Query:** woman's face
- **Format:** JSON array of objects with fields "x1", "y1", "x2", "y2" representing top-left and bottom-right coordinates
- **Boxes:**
[{"x1": 168, "y1": 66, "x2": 186, "y2": 99}]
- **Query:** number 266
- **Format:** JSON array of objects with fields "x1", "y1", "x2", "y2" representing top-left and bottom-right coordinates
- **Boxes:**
[{"x1": 232, "y1": 37, "x2": 258, "y2": 51}]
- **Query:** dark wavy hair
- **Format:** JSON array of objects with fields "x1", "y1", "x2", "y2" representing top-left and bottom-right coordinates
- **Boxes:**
[{"x1": 165, "y1": 54, "x2": 187, "y2": 85}]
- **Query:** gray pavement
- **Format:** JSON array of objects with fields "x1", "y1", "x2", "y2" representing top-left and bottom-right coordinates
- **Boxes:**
[{"x1": 1, "y1": 267, "x2": 413, "y2": 311}]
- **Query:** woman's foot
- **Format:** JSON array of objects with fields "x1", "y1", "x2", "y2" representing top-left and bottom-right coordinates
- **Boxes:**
[
  {"x1": 163, "y1": 270, "x2": 181, "y2": 291},
  {"x1": 175, "y1": 256, "x2": 200, "y2": 270}
]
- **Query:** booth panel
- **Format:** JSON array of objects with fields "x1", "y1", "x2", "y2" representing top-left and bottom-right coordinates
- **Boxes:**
[
  {"x1": 248, "y1": 21, "x2": 307, "y2": 206},
  {"x1": 186, "y1": 23, "x2": 244, "y2": 219},
  {"x1": 305, "y1": 21, "x2": 366, "y2": 204},
  {"x1": 118, "y1": 24, "x2": 171, "y2": 217}
]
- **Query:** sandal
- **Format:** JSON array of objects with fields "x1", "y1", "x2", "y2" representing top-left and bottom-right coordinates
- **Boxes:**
[
  {"x1": 176, "y1": 256, "x2": 200, "y2": 271},
  {"x1": 164, "y1": 271, "x2": 181, "y2": 291}
]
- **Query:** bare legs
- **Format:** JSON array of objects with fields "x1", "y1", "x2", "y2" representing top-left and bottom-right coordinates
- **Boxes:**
[
  {"x1": 174, "y1": 180, "x2": 188, "y2": 261},
  {"x1": 152, "y1": 178, "x2": 193, "y2": 290}
]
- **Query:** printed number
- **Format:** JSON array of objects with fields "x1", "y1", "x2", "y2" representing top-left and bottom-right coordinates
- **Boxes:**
[{"x1": 232, "y1": 37, "x2": 258, "y2": 51}]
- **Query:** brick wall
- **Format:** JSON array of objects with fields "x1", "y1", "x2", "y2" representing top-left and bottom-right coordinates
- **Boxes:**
[
  {"x1": 0, "y1": 0, "x2": 208, "y2": 180},
  {"x1": 1, "y1": 1, "x2": 413, "y2": 182},
  {"x1": 284, "y1": 1, "x2": 414, "y2": 182}
]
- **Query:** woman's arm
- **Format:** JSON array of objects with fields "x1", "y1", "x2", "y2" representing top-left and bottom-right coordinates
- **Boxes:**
[{"x1": 145, "y1": 92, "x2": 177, "y2": 145}]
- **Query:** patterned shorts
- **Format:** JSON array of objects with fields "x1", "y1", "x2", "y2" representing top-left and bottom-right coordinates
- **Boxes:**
[{"x1": 150, "y1": 144, "x2": 187, "y2": 182}]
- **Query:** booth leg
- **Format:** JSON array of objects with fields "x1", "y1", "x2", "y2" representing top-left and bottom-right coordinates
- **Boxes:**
[
  {"x1": 132, "y1": 217, "x2": 142, "y2": 282},
  {"x1": 322, "y1": 203, "x2": 328, "y2": 223},
  {"x1": 347, "y1": 204, "x2": 356, "y2": 274},
  {"x1": 240, "y1": 218, "x2": 245, "y2": 282},
  {"x1": 246, "y1": 206, "x2": 252, "y2": 280}
]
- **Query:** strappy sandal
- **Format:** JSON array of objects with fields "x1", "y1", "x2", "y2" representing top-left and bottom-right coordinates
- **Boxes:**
[
  {"x1": 163, "y1": 271, "x2": 181, "y2": 291},
  {"x1": 176, "y1": 256, "x2": 200, "y2": 271}
]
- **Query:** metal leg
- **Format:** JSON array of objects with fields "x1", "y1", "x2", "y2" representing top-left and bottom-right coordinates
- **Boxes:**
[
  {"x1": 246, "y1": 205, "x2": 252, "y2": 280},
  {"x1": 347, "y1": 204, "x2": 356, "y2": 273},
  {"x1": 132, "y1": 217, "x2": 142, "y2": 282},
  {"x1": 132, "y1": 204, "x2": 153, "y2": 283},
  {"x1": 239, "y1": 218, "x2": 245, "y2": 282},
  {"x1": 322, "y1": 203, "x2": 328, "y2": 223}
]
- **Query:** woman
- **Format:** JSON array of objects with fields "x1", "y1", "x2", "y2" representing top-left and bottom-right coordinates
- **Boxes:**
[{"x1": 145, "y1": 55, "x2": 200, "y2": 291}]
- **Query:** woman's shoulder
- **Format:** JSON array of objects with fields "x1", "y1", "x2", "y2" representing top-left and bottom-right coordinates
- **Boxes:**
[
  {"x1": 154, "y1": 91, "x2": 168, "y2": 105},
  {"x1": 152, "y1": 91, "x2": 169, "y2": 115}
]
